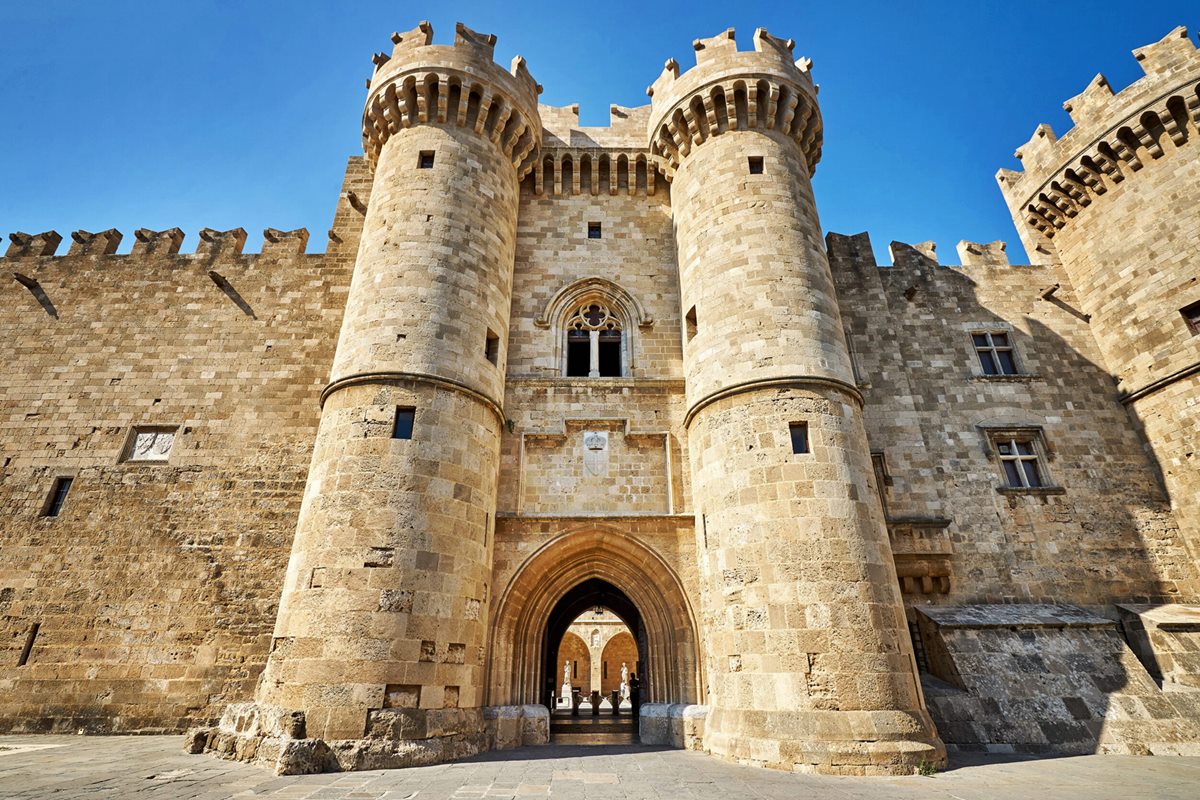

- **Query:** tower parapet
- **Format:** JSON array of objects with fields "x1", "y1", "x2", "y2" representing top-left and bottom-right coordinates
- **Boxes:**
[
  {"x1": 646, "y1": 28, "x2": 821, "y2": 180},
  {"x1": 362, "y1": 21, "x2": 541, "y2": 179},
  {"x1": 652, "y1": 28, "x2": 944, "y2": 775},
  {"x1": 996, "y1": 26, "x2": 1200, "y2": 554}
]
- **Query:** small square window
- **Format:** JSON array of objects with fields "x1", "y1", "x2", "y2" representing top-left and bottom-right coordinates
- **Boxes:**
[
  {"x1": 485, "y1": 330, "x2": 500, "y2": 365},
  {"x1": 748, "y1": 156, "x2": 764, "y2": 174},
  {"x1": 393, "y1": 407, "x2": 415, "y2": 440},
  {"x1": 122, "y1": 426, "x2": 177, "y2": 463},
  {"x1": 42, "y1": 477, "x2": 73, "y2": 517},
  {"x1": 418, "y1": 151, "x2": 435, "y2": 169},
  {"x1": 587, "y1": 222, "x2": 602, "y2": 239},
  {"x1": 989, "y1": 431, "x2": 1050, "y2": 489},
  {"x1": 1182, "y1": 299, "x2": 1200, "y2": 335},
  {"x1": 972, "y1": 331, "x2": 1018, "y2": 376},
  {"x1": 789, "y1": 422, "x2": 809, "y2": 455}
]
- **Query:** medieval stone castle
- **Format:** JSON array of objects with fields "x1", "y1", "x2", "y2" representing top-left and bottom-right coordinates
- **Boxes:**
[{"x1": 1, "y1": 20, "x2": 1198, "y2": 776}]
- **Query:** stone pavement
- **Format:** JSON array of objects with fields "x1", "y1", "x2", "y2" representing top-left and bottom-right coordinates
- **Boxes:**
[{"x1": 0, "y1": 735, "x2": 1198, "y2": 799}]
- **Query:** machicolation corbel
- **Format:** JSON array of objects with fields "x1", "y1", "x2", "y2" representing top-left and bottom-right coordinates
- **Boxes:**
[
  {"x1": 68, "y1": 228, "x2": 122, "y2": 256},
  {"x1": 6, "y1": 231, "x2": 62, "y2": 258},
  {"x1": 198, "y1": 228, "x2": 248, "y2": 257},
  {"x1": 132, "y1": 228, "x2": 185, "y2": 256}
]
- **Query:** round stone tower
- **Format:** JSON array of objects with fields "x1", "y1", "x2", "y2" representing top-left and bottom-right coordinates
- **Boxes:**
[
  {"x1": 648, "y1": 28, "x2": 945, "y2": 774},
  {"x1": 244, "y1": 21, "x2": 540, "y2": 767},
  {"x1": 997, "y1": 26, "x2": 1200, "y2": 556}
]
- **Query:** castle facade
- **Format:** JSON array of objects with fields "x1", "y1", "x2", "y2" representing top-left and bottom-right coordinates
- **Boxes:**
[{"x1": 1, "y1": 22, "x2": 1199, "y2": 776}]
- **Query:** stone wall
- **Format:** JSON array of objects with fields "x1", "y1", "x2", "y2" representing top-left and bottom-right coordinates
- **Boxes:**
[
  {"x1": 827, "y1": 232, "x2": 1200, "y2": 607},
  {"x1": 0, "y1": 207, "x2": 359, "y2": 732}
]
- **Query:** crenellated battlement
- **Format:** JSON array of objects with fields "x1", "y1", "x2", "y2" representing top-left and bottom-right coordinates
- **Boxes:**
[
  {"x1": 825, "y1": 231, "x2": 1020, "y2": 270},
  {"x1": 645, "y1": 27, "x2": 821, "y2": 178},
  {"x1": 996, "y1": 26, "x2": 1200, "y2": 238},
  {"x1": 362, "y1": 21, "x2": 543, "y2": 178},
  {"x1": 3, "y1": 227, "x2": 315, "y2": 260}
]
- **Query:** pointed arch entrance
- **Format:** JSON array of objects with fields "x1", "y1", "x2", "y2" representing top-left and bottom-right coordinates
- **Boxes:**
[{"x1": 486, "y1": 527, "x2": 702, "y2": 707}]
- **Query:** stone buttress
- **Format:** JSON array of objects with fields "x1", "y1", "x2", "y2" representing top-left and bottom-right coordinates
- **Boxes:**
[
  {"x1": 997, "y1": 27, "x2": 1200, "y2": 556},
  {"x1": 196, "y1": 22, "x2": 543, "y2": 772},
  {"x1": 648, "y1": 28, "x2": 945, "y2": 773}
]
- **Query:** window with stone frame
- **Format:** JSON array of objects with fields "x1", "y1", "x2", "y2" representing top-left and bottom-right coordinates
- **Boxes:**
[
  {"x1": 1182, "y1": 299, "x2": 1200, "y2": 335},
  {"x1": 971, "y1": 330, "x2": 1019, "y2": 376},
  {"x1": 564, "y1": 302, "x2": 623, "y2": 378},
  {"x1": 988, "y1": 429, "x2": 1051, "y2": 489}
]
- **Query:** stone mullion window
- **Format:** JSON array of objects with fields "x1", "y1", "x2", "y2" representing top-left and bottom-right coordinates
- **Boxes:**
[
  {"x1": 972, "y1": 331, "x2": 1018, "y2": 375},
  {"x1": 564, "y1": 302, "x2": 623, "y2": 378}
]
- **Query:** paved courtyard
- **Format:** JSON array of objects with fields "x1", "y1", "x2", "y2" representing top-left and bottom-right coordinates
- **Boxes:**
[{"x1": 0, "y1": 735, "x2": 1198, "y2": 799}]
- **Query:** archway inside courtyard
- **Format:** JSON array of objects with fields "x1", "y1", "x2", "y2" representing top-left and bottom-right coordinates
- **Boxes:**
[{"x1": 485, "y1": 526, "x2": 702, "y2": 708}]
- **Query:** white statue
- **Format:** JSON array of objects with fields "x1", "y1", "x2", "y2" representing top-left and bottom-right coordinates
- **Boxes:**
[
  {"x1": 620, "y1": 661, "x2": 629, "y2": 701},
  {"x1": 561, "y1": 660, "x2": 572, "y2": 700}
]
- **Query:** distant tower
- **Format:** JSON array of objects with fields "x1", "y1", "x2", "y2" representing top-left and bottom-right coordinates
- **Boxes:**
[
  {"x1": 997, "y1": 27, "x2": 1200, "y2": 555},
  {"x1": 248, "y1": 22, "x2": 541, "y2": 763},
  {"x1": 648, "y1": 29, "x2": 945, "y2": 773}
]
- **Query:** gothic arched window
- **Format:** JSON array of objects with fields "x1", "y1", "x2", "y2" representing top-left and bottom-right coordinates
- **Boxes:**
[{"x1": 565, "y1": 302, "x2": 623, "y2": 377}]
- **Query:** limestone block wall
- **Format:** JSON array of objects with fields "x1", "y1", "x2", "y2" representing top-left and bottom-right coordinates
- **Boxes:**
[
  {"x1": 0, "y1": 218, "x2": 355, "y2": 732},
  {"x1": 827, "y1": 233, "x2": 1200, "y2": 606},
  {"x1": 997, "y1": 26, "x2": 1200, "y2": 555}
]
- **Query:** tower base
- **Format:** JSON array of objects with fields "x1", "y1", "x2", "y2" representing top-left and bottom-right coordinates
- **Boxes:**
[
  {"x1": 702, "y1": 707, "x2": 947, "y2": 776},
  {"x1": 187, "y1": 702, "x2": 549, "y2": 775}
]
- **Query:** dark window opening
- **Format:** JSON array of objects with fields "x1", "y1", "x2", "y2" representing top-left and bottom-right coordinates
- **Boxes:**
[
  {"x1": 587, "y1": 222, "x2": 602, "y2": 239},
  {"x1": 572, "y1": 660, "x2": 578, "y2": 679},
  {"x1": 393, "y1": 407, "x2": 415, "y2": 440},
  {"x1": 43, "y1": 477, "x2": 72, "y2": 517},
  {"x1": 597, "y1": 330, "x2": 621, "y2": 377},
  {"x1": 973, "y1": 331, "x2": 1018, "y2": 375},
  {"x1": 996, "y1": 437, "x2": 1044, "y2": 488},
  {"x1": 485, "y1": 330, "x2": 499, "y2": 365},
  {"x1": 685, "y1": 306, "x2": 698, "y2": 342},
  {"x1": 748, "y1": 156, "x2": 764, "y2": 174},
  {"x1": 566, "y1": 330, "x2": 590, "y2": 377},
  {"x1": 418, "y1": 151, "x2": 435, "y2": 169},
  {"x1": 1182, "y1": 299, "x2": 1200, "y2": 335},
  {"x1": 789, "y1": 422, "x2": 809, "y2": 454}
]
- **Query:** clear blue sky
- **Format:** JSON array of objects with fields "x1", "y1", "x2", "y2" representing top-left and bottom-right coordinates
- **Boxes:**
[{"x1": 1, "y1": 1, "x2": 1195, "y2": 263}]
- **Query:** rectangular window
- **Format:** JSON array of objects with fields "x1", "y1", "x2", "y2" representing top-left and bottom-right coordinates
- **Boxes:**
[
  {"x1": 597, "y1": 330, "x2": 622, "y2": 377},
  {"x1": 418, "y1": 151, "x2": 435, "y2": 169},
  {"x1": 748, "y1": 156, "x2": 764, "y2": 174},
  {"x1": 566, "y1": 330, "x2": 590, "y2": 376},
  {"x1": 42, "y1": 477, "x2": 73, "y2": 517},
  {"x1": 485, "y1": 330, "x2": 499, "y2": 365},
  {"x1": 392, "y1": 407, "x2": 415, "y2": 440},
  {"x1": 789, "y1": 422, "x2": 809, "y2": 454},
  {"x1": 993, "y1": 434, "x2": 1045, "y2": 488},
  {"x1": 685, "y1": 306, "x2": 698, "y2": 343},
  {"x1": 972, "y1": 331, "x2": 1018, "y2": 375},
  {"x1": 18, "y1": 622, "x2": 39, "y2": 667},
  {"x1": 587, "y1": 222, "x2": 602, "y2": 239},
  {"x1": 122, "y1": 426, "x2": 177, "y2": 463},
  {"x1": 1182, "y1": 299, "x2": 1200, "y2": 335}
]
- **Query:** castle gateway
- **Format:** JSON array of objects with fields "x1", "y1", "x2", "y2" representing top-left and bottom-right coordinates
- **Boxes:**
[{"x1": 2, "y1": 22, "x2": 1200, "y2": 776}]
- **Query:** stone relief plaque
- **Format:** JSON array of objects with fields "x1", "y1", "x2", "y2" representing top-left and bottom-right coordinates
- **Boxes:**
[
  {"x1": 582, "y1": 431, "x2": 609, "y2": 476},
  {"x1": 129, "y1": 429, "x2": 176, "y2": 461}
]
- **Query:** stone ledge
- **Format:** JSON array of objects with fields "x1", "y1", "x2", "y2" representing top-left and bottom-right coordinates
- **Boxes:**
[{"x1": 918, "y1": 603, "x2": 1112, "y2": 629}]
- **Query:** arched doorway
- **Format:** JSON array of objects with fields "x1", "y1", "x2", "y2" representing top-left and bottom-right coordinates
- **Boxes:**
[
  {"x1": 542, "y1": 579, "x2": 643, "y2": 708},
  {"x1": 554, "y1": 631, "x2": 591, "y2": 696},
  {"x1": 485, "y1": 526, "x2": 702, "y2": 708}
]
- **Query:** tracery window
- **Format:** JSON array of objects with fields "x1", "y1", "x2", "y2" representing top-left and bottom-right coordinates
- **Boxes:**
[{"x1": 565, "y1": 302, "x2": 623, "y2": 377}]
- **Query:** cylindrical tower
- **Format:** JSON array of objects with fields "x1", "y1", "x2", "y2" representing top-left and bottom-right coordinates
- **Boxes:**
[
  {"x1": 997, "y1": 26, "x2": 1200, "y2": 557},
  {"x1": 649, "y1": 28, "x2": 944, "y2": 774},
  {"x1": 251, "y1": 21, "x2": 541, "y2": 761}
]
